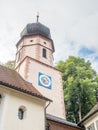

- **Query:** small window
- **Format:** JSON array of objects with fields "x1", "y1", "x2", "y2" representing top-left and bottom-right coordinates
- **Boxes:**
[
  {"x1": 42, "y1": 48, "x2": 47, "y2": 58},
  {"x1": 30, "y1": 40, "x2": 33, "y2": 42},
  {"x1": 0, "y1": 94, "x2": 2, "y2": 104},
  {"x1": 88, "y1": 123, "x2": 95, "y2": 130},
  {"x1": 96, "y1": 120, "x2": 98, "y2": 130},
  {"x1": 18, "y1": 108, "x2": 24, "y2": 120},
  {"x1": 44, "y1": 42, "x2": 46, "y2": 44}
]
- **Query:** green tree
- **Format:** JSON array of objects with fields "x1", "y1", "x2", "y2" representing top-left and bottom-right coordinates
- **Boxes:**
[
  {"x1": 4, "y1": 60, "x2": 15, "y2": 69},
  {"x1": 56, "y1": 56, "x2": 98, "y2": 123}
]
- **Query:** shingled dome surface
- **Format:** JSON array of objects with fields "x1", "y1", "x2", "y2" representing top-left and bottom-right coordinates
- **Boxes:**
[{"x1": 21, "y1": 22, "x2": 52, "y2": 40}]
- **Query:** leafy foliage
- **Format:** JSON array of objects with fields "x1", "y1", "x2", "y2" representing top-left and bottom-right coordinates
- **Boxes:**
[
  {"x1": 4, "y1": 60, "x2": 15, "y2": 69},
  {"x1": 56, "y1": 56, "x2": 98, "y2": 123}
]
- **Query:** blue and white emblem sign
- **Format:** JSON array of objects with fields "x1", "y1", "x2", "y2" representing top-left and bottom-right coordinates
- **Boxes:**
[{"x1": 38, "y1": 72, "x2": 52, "y2": 89}]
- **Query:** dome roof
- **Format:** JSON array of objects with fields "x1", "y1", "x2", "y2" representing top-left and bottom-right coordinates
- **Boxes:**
[
  {"x1": 21, "y1": 22, "x2": 52, "y2": 40},
  {"x1": 18, "y1": 22, "x2": 55, "y2": 52}
]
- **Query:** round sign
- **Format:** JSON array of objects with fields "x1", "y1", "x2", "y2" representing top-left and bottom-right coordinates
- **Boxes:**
[{"x1": 39, "y1": 74, "x2": 51, "y2": 87}]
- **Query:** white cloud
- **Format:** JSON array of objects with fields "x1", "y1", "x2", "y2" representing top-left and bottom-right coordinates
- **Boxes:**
[
  {"x1": 67, "y1": 13, "x2": 98, "y2": 48},
  {"x1": 0, "y1": 0, "x2": 98, "y2": 72}
]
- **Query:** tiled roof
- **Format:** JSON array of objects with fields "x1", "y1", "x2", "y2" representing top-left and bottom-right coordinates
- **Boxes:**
[
  {"x1": 78, "y1": 103, "x2": 98, "y2": 124},
  {"x1": 46, "y1": 114, "x2": 84, "y2": 129},
  {"x1": 0, "y1": 65, "x2": 51, "y2": 101}
]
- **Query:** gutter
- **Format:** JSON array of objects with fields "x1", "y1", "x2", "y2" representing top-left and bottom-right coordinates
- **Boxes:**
[
  {"x1": 0, "y1": 81, "x2": 52, "y2": 102},
  {"x1": 44, "y1": 101, "x2": 52, "y2": 130}
]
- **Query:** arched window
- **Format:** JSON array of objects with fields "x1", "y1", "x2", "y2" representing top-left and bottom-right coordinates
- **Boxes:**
[
  {"x1": 0, "y1": 94, "x2": 2, "y2": 104},
  {"x1": 18, "y1": 106, "x2": 26, "y2": 120},
  {"x1": 18, "y1": 108, "x2": 24, "y2": 120},
  {"x1": 42, "y1": 48, "x2": 47, "y2": 58},
  {"x1": 30, "y1": 40, "x2": 33, "y2": 42}
]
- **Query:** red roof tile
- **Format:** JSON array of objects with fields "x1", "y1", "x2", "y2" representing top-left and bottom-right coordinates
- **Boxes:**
[{"x1": 0, "y1": 65, "x2": 51, "y2": 101}]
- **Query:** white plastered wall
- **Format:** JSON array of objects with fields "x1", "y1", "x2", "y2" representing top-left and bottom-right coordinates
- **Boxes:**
[
  {"x1": 0, "y1": 85, "x2": 46, "y2": 130},
  {"x1": 83, "y1": 113, "x2": 98, "y2": 130}
]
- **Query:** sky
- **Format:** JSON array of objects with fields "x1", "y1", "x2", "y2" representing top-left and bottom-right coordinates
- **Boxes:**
[{"x1": 0, "y1": 0, "x2": 98, "y2": 72}]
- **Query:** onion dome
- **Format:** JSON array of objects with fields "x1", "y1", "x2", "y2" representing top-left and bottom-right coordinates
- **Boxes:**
[
  {"x1": 21, "y1": 22, "x2": 52, "y2": 40},
  {"x1": 20, "y1": 21, "x2": 55, "y2": 52}
]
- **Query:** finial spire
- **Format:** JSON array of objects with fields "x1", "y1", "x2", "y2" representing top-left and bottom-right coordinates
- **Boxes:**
[{"x1": 37, "y1": 12, "x2": 39, "y2": 22}]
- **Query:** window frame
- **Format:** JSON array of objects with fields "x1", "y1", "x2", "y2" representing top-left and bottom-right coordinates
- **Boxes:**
[
  {"x1": 0, "y1": 94, "x2": 2, "y2": 104},
  {"x1": 18, "y1": 108, "x2": 24, "y2": 120},
  {"x1": 18, "y1": 106, "x2": 26, "y2": 120},
  {"x1": 42, "y1": 48, "x2": 47, "y2": 58},
  {"x1": 88, "y1": 123, "x2": 95, "y2": 130},
  {"x1": 96, "y1": 120, "x2": 98, "y2": 130}
]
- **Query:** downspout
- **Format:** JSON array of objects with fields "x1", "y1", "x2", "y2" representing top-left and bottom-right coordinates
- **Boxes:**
[{"x1": 44, "y1": 101, "x2": 51, "y2": 130}]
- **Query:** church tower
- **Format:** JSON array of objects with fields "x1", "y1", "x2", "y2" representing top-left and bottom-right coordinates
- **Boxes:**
[{"x1": 15, "y1": 17, "x2": 65, "y2": 119}]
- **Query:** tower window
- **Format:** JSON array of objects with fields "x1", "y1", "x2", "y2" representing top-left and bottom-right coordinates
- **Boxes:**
[
  {"x1": 44, "y1": 42, "x2": 46, "y2": 44},
  {"x1": 30, "y1": 40, "x2": 33, "y2": 42},
  {"x1": 42, "y1": 48, "x2": 47, "y2": 58},
  {"x1": 0, "y1": 94, "x2": 2, "y2": 104},
  {"x1": 18, "y1": 108, "x2": 24, "y2": 120}
]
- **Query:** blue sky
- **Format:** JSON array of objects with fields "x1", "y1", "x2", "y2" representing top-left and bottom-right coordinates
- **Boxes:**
[
  {"x1": 78, "y1": 47, "x2": 95, "y2": 57},
  {"x1": 0, "y1": 0, "x2": 98, "y2": 72}
]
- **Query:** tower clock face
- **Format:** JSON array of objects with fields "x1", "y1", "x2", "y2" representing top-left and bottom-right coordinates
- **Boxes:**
[{"x1": 38, "y1": 72, "x2": 52, "y2": 89}]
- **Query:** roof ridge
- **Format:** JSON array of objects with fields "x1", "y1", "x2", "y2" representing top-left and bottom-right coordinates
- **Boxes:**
[{"x1": 46, "y1": 114, "x2": 83, "y2": 129}]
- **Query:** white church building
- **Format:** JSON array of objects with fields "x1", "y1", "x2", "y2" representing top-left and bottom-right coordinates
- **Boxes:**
[{"x1": 0, "y1": 17, "x2": 84, "y2": 130}]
